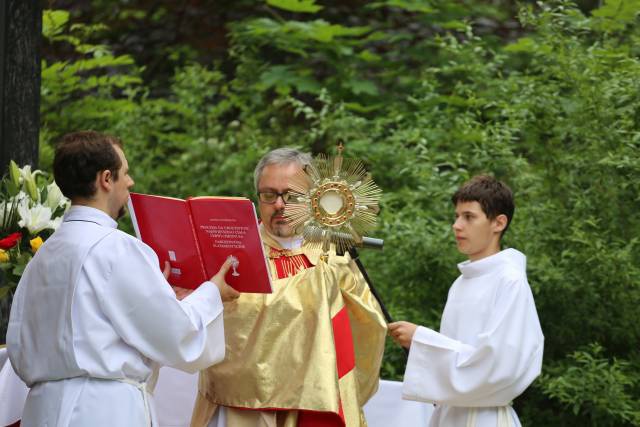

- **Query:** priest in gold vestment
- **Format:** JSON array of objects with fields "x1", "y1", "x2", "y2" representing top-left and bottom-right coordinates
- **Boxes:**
[{"x1": 191, "y1": 148, "x2": 387, "y2": 427}]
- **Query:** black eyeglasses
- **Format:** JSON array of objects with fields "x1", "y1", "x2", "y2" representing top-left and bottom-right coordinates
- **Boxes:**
[{"x1": 258, "y1": 191, "x2": 291, "y2": 204}]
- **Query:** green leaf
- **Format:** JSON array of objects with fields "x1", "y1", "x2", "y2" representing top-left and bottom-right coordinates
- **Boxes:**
[
  {"x1": 266, "y1": 0, "x2": 323, "y2": 13},
  {"x1": 503, "y1": 37, "x2": 537, "y2": 53},
  {"x1": 343, "y1": 102, "x2": 384, "y2": 113},
  {"x1": 117, "y1": 9, "x2": 147, "y2": 20},
  {"x1": 358, "y1": 50, "x2": 382, "y2": 62},
  {"x1": 42, "y1": 10, "x2": 70, "y2": 39},
  {"x1": 282, "y1": 20, "x2": 370, "y2": 43},
  {"x1": 367, "y1": 0, "x2": 435, "y2": 14},
  {"x1": 12, "y1": 263, "x2": 27, "y2": 277},
  {"x1": 258, "y1": 65, "x2": 321, "y2": 94},
  {"x1": 346, "y1": 79, "x2": 379, "y2": 96},
  {"x1": 591, "y1": 0, "x2": 640, "y2": 32},
  {"x1": 0, "y1": 286, "x2": 11, "y2": 300},
  {"x1": 259, "y1": 65, "x2": 296, "y2": 88},
  {"x1": 441, "y1": 20, "x2": 469, "y2": 31},
  {"x1": 6, "y1": 180, "x2": 19, "y2": 197},
  {"x1": 17, "y1": 252, "x2": 32, "y2": 264}
]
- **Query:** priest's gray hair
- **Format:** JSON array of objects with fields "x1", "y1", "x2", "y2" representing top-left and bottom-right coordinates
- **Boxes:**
[{"x1": 254, "y1": 148, "x2": 312, "y2": 192}]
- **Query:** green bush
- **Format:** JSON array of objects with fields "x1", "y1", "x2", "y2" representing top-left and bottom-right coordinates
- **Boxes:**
[{"x1": 21, "y1": 1, "x2": 640, "y2": 425}]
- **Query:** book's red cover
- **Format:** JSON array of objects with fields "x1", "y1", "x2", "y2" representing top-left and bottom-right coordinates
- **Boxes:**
[
  {"x1": 128, "y1": 193, "x2": 272, "y2": 293},
  {"x1": 128, "y1": 193, "x2": 206, "y2": 289},
  {"x1": 188, "y1": 197, "x2": 272, "y2": 294}
]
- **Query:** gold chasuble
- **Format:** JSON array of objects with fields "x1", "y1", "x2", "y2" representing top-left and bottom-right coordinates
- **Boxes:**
[{"x1": 191, "y1": 228, "x2": 387, "y2": 427}]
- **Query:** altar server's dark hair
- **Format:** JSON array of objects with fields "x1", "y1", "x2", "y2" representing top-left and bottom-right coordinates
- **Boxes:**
[
  {"x1": 452, "y1": 175, "x2": 514, "y2": 237},
  {"x1": 54, "y1": 130, "x2": 123, "y2": 200}
]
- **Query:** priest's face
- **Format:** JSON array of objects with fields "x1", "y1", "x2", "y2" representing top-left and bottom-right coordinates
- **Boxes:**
[
  {"x1": 257, "y1": 162, "x2": 300, "y2": 237},
  {"x1": 109, "y1": 145, "x2": 135, "y2": 220},
  {"x1": 452, "y1": 201, "x2": 504, "y2": 262}
]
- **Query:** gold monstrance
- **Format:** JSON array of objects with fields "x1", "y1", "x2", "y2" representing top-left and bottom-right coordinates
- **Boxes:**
[{"x1": 284, "y1": 143, "x2": 382, "y2": 255}]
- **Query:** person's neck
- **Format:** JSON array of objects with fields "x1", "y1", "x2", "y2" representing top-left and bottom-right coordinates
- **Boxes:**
[
  {"x1": 264, "y1": 228, "x2": 302, "y2": 250},
  {"x1": 468, "y1": 243, "x2": 501, "y2": 262},
  {"x1": 72, "y1": 198, "x2": 115, "y2": 220}
]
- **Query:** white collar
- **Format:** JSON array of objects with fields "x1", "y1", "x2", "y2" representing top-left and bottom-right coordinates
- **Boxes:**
[
  {"x1": 63, "y1": 205, "x2": 118, "y2": 229},
  {"x1": 457, "y1": 248, "x2": 526, "y2": 278},
  {"x1": 260, "y1": 224, "x2": 303, "y2": 250}
]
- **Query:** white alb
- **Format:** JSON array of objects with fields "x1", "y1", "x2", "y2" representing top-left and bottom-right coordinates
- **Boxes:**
[
  {"x1": 7, "y1": 206, "x2": 226, "y2": 427},
  {"x1": 403, "y1": 248, "x2": 544, "y2": 427}
]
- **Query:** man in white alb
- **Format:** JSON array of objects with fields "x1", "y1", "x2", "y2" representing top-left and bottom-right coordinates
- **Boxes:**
[
  {"x1": 388, "y1": 175, "x2": 544, "y2": 427},
  {"x1": 7, "y1": 130, "x2": 240, "y2": 427}
]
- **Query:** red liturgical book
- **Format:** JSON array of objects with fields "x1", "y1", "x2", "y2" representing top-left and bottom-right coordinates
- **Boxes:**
[{"x1": 128, "y1": 192, "x2": 272, "y2": 293}]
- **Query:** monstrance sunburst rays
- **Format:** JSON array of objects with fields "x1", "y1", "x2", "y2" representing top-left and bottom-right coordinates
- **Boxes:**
[{"x1": 284, "y1": 144, "x2": 382, "y2": 254}]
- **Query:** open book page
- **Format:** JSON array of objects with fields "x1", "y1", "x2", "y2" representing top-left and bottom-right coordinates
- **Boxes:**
[
  {"x1": 188, "y1": 197, "x2": 272, "y2": 293},
  {"x1": 128, "y1": 193, "x2": 207, "y2": 289}
]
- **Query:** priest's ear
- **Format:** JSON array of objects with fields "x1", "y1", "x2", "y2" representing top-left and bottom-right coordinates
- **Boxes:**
[{"x1": 492, "y1": 214, "x2": 508, "y2": 236}]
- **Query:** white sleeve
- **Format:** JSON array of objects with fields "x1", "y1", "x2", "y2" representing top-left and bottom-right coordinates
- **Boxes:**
[
  {"x1": 90, "y1": 234, "x2": 226, "y2": 373},
  {"x1": 402, "y1": 277, "x2": 544, "y2": 407}
]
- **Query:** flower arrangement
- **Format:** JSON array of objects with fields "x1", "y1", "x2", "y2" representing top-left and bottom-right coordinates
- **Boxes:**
[{"x1": 0, "y1": 161, "x2": 70, "y2": 300}]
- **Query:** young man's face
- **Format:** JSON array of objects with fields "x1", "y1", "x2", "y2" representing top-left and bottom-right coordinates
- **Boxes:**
[
  {"x1": 109, "y1": 145, "x2": 135, "y2": 220},
  {"x1": 452, "y1": 201, "x2": 504, "y2": 262},
  {"x1": 257, "y1": 162, "x2": 301, "y2": 237}
]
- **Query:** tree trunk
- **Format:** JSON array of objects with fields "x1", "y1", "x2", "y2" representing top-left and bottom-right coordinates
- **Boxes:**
[
  {"x1": 0, "y1": 0, "x2": 42, "y2": 344},
  {"x1": 0, "y1": 0, "x2": 42, "y2": 175}
]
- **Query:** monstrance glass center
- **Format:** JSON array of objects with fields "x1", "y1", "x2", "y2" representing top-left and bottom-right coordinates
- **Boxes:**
[{"x1": 319, "y1": 190, "x2": 344, "y2": 215}]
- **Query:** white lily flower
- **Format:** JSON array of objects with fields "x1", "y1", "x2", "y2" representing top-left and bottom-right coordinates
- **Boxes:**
[
  {"x1": 17, "y1": 165, "x2": 30, "y2": 183},
  {"x1": 15, "y1": 192, "x2": 30, "y2": 210},
  {"x1": 19, "y1": 165, "x2": 43, "y2": 202},
  {"x1": 45, "y1": 181, "x2": 68, "y2": 210},
  {"x1": 0, "y1": 201, "x2": 6, "y2": 226},
  {"x1": 48, "y1": 216, "x2": 63, "y2": 231},
  {"x1": 18, "y1": 165, "x2": 42, "y2": 182},
  {"x1": 18, "y1": 203, "x2": 53, "y2": 234}
]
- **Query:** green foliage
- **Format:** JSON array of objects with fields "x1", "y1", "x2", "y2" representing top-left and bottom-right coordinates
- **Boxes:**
[
  {"x1": 228, "y1": 16, "x2": 375, "y2": 102},
  {"x1": 368, "y1": 0, "x2": 435, "y2": 14},
  {"x1": 591, "y1": 0, "x2": 640, "y2": 32},
  {"x1": 32, "y1": 1, "x2": 640, "y2": 425},
  {"x1": 266, "y1": 0, "x2": 323, "y2": 13},
  {"x1": 540, "y1": 344, "x2": 640, "y2": 425},
  {"x1": 40, "y1": 9, "x2": 142, "y2": 154}
]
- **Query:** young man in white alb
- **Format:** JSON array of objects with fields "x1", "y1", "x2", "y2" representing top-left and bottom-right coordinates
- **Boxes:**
[
  {"x1": 389, "y1": 175, "x2": 544, "y2": 427},
  {"x1": 8, "y1": 131, "x2": 239, "y2": 427}
]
